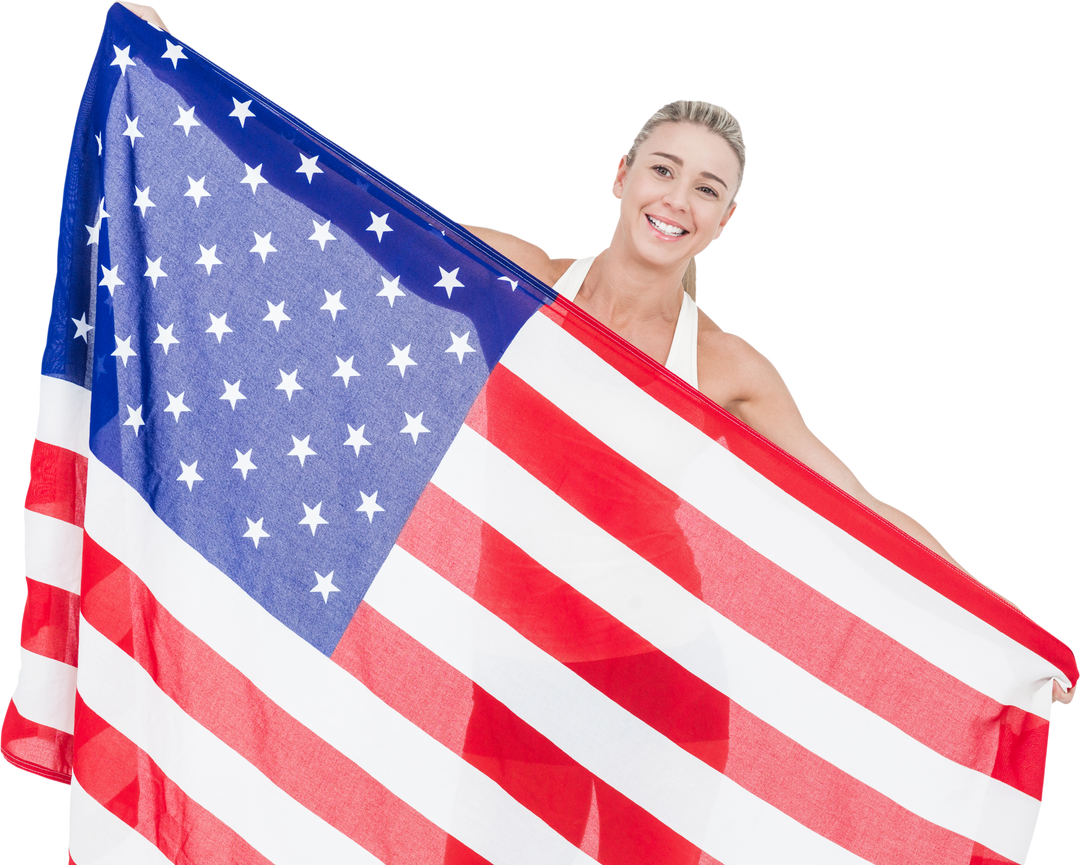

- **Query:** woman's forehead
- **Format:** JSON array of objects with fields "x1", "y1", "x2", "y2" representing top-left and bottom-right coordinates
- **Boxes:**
[{"x1": 640, "y1": 123, "x2": 741, "y2": 177}]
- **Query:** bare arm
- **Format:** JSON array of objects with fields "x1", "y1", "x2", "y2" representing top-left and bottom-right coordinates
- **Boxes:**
[
  {"x1": 461, "y1": 226, "x2": 571, "y2": 288},
  {"x1": 710, "y1": 341, "x2": 1078, "y2": 703}
]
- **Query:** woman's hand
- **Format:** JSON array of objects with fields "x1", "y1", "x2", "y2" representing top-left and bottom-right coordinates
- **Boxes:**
[
  {"x1": 119, "y1": 3, "x2": 169, "y2": 31},
  {"x1": 1053, "y1": 681, "x2": 1073, "y2": 704}
]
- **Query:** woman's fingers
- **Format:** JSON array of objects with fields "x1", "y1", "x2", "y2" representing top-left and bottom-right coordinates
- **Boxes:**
[
  {"x1": 111, "y1": 1, "x2": 171, "y2": 33},
  {"x1": 1052, "y1": 681, "x2": 1074, "y2": 704}
]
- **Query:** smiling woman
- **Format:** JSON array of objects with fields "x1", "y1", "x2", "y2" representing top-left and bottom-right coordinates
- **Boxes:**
[{"x1": 468, "y1": 101, "x2": 1018, "y2": 598}]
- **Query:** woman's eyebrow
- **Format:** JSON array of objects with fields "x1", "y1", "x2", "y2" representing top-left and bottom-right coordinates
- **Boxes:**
[{"x1": 649, "y1": 151, "x2": 729, "y2": 189}]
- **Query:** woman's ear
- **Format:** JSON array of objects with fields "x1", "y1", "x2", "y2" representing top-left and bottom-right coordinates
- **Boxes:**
[
  {"x1": 612, "y1": 156, "x2": 629, "y2": 199},
  {"x1": 712, "y1": 200, "x2": 738, "y2": 240}
]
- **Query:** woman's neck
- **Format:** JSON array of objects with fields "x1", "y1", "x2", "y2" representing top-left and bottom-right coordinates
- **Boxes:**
[{"x1": 575, "y1": 243, "x2": 687, "y2": 331}]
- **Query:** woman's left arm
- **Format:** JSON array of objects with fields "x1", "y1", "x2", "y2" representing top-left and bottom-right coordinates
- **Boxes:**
[{"x1": 701, "y1": 336, "x2": 1073, "y2": 703}]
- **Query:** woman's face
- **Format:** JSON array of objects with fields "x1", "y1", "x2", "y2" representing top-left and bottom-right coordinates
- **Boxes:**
[{"x1": 613, "y1": 121, "x2": 740, "y2": 267}]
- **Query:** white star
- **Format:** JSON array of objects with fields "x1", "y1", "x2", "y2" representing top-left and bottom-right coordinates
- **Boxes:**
[
  {"x1": 162, "y1": 39, "x2": 187, "y2": 68},
  {"x1": 233, "y1": 449, "x2": 257, "y2": 480},
  {"x1": 164, "y1": 391, "x2": 190, "y2": 422},
  {"x1": 367, "y1": 212, "x2": 392, "y2": 242},
  {"x1": 174, "y1": 105, "x2": 199, "y2": 136},
  {"x1": 144, "y1": 255, "x2": 167, "y2": 287},
  {"x1": 263, "y1": 301, "x2": 290, "y2": 331},
  {"x1": 123, "y1": 115, "x2": 143, "y2": 147},
  {"x1": 299, "y1": 502, "x2": 328, "y2": 536},
  {"x1": 71, "y1": 313, "x2": 93, "y2": 342},
  {"x1": 99, "y1": 264, "x2": 124, "y2": 296},
  {"x1": 377, "y1": 275, "x2": 405, "y2": 307},
  {"x1": 343, "y1": 423, "x2": 371, "y2": 456},
  {"x1": 241, "y1": 163, "x2": 267, "y2": 193},
  {"x1": 112, "y1": 335, "x2": 137, "y2": 367},
  {"x1": 288, "y1": 434, "x2": 317, "y2": 466},
  {"x1": 85, "y1": 219, "x2": 102, "y2": 246},
  {"x1": 321, "y1": 289, "x2": 346, "y2": 320},
  {"x1": 332, "y1": 355, "x2": 360, "y2": 388},
  {"x1": 230, "y1": 97, "x2": 255, "y2": 127},
  {"x1": 220, "y1": 379, "x2": 246, "y2": 410},
  {"x1": 401, "y1": 411, "x2": 430, "y2": 444},
  {"x1": 178, "y1": 460, "x2": 203, "y2": 491},
  {"x1": 133, "y1": 185, "x2": 155, "y2": 217},
  {"x1": 243, "y1": 517, "x2": 268, "y2": 548},
  {"x1": 154, "y1": 323, "x2": 180, "y2": 355},
  {"x1": 196, "y1": 244, "x2": 222, "y2": 274},
  {"x1": 276, "y1": 369, "x2": 303, "y2": 401},
  {"x1": 446, "y1": 331, "x2": 476, "y2": 363},
  {"x1": 96, "y1": 197, "x2": 109, "y2": 222},
  {"x1": 250, "y1": 231, "x2": 277, "y2": 263},
  {"x1": 310, "y1": 570, "x2": 339, "y2": 602},
  {"x1": 184, "y1": 175, "x2": 210, "y2": 207},
  {"x1": 206, "y1": 312, "x2": 232, "y2": 342},
  {"x1": 296, "y1": 153, "x2": 323, "y2": 183},
  {"x1": 387, "y1": 344, "x2": 417, "y2": 377},
  {"x1": 498, "y1": 276, "x2": 519, "y2": 291},
  {"x1": 111, "y1": 45, "x2": 136, "y2": 76},
  {"x1": 435, "y1": 266, "x2": 464, "y2": 298},
  {"x1": 308, "y1": 219, "x2": 336, "y2": 250},
  {"x1": 123, "y1": 404, "x2": 145, "y2": 436},
  {"x1": 95, "y1": 132, "x2": 102, "y2": 156},
  {"x1": 356, "y1": 490, "x2": 385, "y2": 523}
]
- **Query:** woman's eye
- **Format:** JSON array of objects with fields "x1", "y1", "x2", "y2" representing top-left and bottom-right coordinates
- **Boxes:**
[
  {"x1": 652, "y1": 165, "x2": 672, "y2": 177},
  {"x1": 699, "y1": 186, "x2": 718, "y2": 197}
]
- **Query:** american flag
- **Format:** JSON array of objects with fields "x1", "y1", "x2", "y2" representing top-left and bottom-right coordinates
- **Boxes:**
[{"x1": 4, "y1": 5, "x2": 1076, "y2": 863}]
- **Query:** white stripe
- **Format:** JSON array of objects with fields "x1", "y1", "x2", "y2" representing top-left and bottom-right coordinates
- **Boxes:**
[
  {"x1": 69, "y1": 776, "x2": 172, "y2": 865},
  {"x1": 77, "y1": 619, "x2": 379, "y2": 865},
  {"x1": 83, "y1": 454, "x2": 597, "y2": 865},
  {"x1": 37, "y1": 375, "x2": 91, "y2": 457},
  {"x1": 12, "y1": 649, "x2": 76, "y2": 734},
  {"x1": 432, "y1": 423, "x2": 1039, "y2": 863},
  {"x1": 367, "y1": 545, "x2": 873, "y2": 865},
  {"x1": 25, "y1": 510, "x2": 83, "y2": 593},
  {"x1": 500, "y1": 313, "x2": 1069, "y2": 714}
]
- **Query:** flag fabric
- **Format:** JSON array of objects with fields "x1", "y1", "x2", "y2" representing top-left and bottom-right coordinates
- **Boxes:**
[{"x1": 4, "y1": 5, "x2": 1076, "y2": 864}]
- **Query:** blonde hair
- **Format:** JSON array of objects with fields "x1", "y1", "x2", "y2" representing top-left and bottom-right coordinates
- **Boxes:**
[{"x1": 626, "y1": 101, "x2": 745, "y2": 300}]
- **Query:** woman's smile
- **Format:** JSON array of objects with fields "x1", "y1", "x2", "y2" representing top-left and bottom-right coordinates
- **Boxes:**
[{"x1": 646, "y1": 214, "x2": 688, "y2": 238}]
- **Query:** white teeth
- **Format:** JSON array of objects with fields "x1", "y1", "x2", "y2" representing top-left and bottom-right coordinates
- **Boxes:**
[{"x1": 647, "y1": 216, "x2": 686, "y2": 236}]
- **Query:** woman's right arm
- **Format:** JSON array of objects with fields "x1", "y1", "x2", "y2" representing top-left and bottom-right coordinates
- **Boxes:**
[{"x1": 462, "y1": 226, "x2": 570, "y2": 288}]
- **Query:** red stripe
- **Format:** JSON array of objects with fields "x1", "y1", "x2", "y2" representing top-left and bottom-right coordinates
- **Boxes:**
[
  {"x1": 1, "y1": 699, "x2": 72, "y2": 782},
  {"x1": 470, "y1": 362, "x2": 1048, "y2": 799},
  {"x1": 26, "y1": 440, "x2": 87, "y2": 527},
  {"x1": 79, "y1": 533, "x2": 448, "y2": 865},
  {"x1": 333, "y1": 600, "x2": 473, "y2": 756},
  {"x1": 20, "y1": 577, "x2": 80, "y2": 666},
  {"x1": 398, "y1": 485, "x2": 1021, "y2": 865},
  {"x1": 73, "y1": 694, "x2": 271, "y2": 865},
  {"x1": 541, "y1": 299, "x2": 1077, "y2": 685}
]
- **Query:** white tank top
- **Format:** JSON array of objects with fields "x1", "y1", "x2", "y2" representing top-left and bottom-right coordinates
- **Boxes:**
[{"x1": 552, "y1": 256, "x2": 699, "y2": 389}]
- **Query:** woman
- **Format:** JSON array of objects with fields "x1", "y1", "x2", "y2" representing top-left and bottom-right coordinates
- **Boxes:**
[{"x1": 473, "y1": 105, "x2": 957, "y2": 560}]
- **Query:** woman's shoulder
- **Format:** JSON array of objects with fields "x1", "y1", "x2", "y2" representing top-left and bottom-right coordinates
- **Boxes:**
[
  {"x1": 695, "y1": 310, "x2": 785, "y2": 410},
  {"x1": 464, "y1": 225, "x2": 574, "y2": 287}
]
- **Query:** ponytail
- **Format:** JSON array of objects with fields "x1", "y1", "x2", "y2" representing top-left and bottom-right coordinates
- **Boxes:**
[{"x1": 681, "y1": 257, "x2": 697, "y2": 301}]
